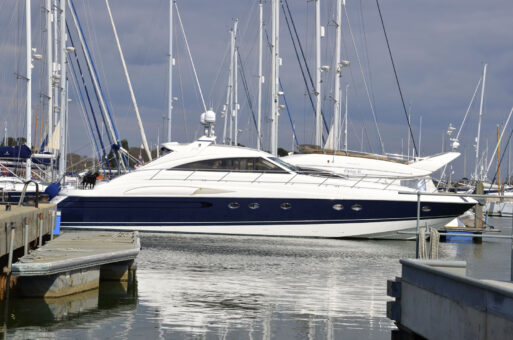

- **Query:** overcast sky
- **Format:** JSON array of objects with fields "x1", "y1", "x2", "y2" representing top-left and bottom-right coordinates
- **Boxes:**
[{"x1": 1, "y1": 0, "x2": 512, "y2": 179}]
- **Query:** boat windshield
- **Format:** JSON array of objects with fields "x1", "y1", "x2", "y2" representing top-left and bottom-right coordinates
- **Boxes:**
[
  {"x1": 268, "y1": 157, "x2": 300, "y2": 173},
  {"x1": 170, "y1": 157, "x2": 288, "y2": 173}
]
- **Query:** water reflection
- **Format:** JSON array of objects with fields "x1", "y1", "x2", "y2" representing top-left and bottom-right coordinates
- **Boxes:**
[
  {"x1": 0, "y1": 218, "x2": 509, "y2": 339},
  {"x1": 2, "y1": 280, "x2": 136, "y2": 338},
  {"x1": 135, "y1": 234, "x2": 405, "y2": 339}
]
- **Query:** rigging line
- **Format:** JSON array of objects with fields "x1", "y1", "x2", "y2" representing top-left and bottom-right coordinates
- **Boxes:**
[
  {"x1": 174, "y1": 2, "x2": 207, "y2": 113},
  {"x1": 375, "y1": 0, "x2": 416, "y2": 156},
  {"x1": 68, "y1": 53, "x2": 103, "y2": 162},
  {"x1": 488, "y1": 123, "x2": 513, "y2": 192},
  {"x1": 280, "y1": 77, "x2": 300, "y2": 148},
  {"x1": 283, "y1": 0, "x2": 329, "y2": 135},
  {"x1": 281, "y1": 3, "x2": 321, "y2": 132},
  {"x1": 455, "y1": 76, "x2": 482, "y2": 142},
  {"x1": 67, "y1": 23, "x2": 110, "y2": 164},
  {"x1": 237, "y1": 49, "x2": 259, "y2": 140},
  {"x1": 343, "y1": 2, "x2": 385, "y2": 155},
  {"x1": 68, "y1": 54, "x2": 105, "y2": 172},
  {"x1": 358, "y1": 0, "x2": 377, "y2": 112}
]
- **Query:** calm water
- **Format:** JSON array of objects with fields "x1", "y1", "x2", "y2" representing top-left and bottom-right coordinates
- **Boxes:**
[{"x1": 2, "y1": 217, "x2": 511, "y2": 339}]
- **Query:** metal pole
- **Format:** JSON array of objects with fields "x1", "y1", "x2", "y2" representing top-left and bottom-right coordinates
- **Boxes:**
[
  {"x1": 7, "y1": 223, "x2": 15, "y2": 274},
  {"x1": 256, "y1": 1, "x2": 263, "y2": 150},
  {"x1": 51, "y1": 210, "x2": 55, "y2": 240},
  {"x1": 416, "y1": 191, "x2": 421, "y2": 259},
  {"x1": 314, "y1": 0, "x2": 322, "y2": 147},
  {"x1": 234, "y1": 46, "x2": 239, "y2": 146},
  {"x1": 39, "y1": 213, "x2": 44, "y2": 247},
  {"x1": 511, "y1": 212, "x2": 513, "y2": 282},
  {"x1": 59, "y1": 0, "x2": 68, "y2": 179},
  {"x1": 270, "y1": 0, "x2": 279, "y2": 156},
  {"x1": 45, "y1": 0, "x2": 53, "y2": 154},
  {"x1": 344, "y1": 84, "x2": 349, "y2": 153},
  {"x1": 333, "y1": 0, "x2": 342, "y2": 151},
  {"x1": 167, "y1": 0, "x2": 174, "y2": 142},
  {"x1": 25, "y1": 0, "x2": 32, "y2": 181},
  {"x1": 24, "y1": 218, "x2": 29, "y2": 256}
]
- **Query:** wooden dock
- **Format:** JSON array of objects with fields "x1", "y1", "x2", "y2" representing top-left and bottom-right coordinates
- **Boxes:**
[
  {"x1": 11, "y1": 232, "x2": 140, "y2": 297},
  {"x1": 0, "y1": 203, "x2": 56, "y2": 259}
]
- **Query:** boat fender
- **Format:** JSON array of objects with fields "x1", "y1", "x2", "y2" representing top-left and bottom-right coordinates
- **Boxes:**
[{"x1": 44, "y1": 182, "x2": 61, "y2": 199}]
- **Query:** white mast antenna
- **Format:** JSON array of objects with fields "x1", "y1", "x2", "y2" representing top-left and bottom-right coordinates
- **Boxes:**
[{"x1": 474, "y1": 63, "x2": 487, "y2": 181}]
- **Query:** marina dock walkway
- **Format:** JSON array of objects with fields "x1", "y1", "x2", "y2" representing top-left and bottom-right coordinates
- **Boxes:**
[{"x1": 11, "y1": 232, "x2": 140, "y2": 297}]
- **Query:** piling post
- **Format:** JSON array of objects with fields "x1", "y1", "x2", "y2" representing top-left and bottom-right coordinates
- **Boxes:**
[
  {"x1": 416, "y1": 192, "x2": 421, "y2": 259},
  {"x1": 6, "y1": 223, "x2": 15, "y2": 274},
  {"x1": 38, "y1": 213, "x2": 43, "y2": 247},
  {"x1": 475, "y1": 181, "x2": 484, "y2": 228},
  {"x1": 24, "y1": 217, "x2": 29, "y2": 256},
  {"x1": 50, "y1": 210, "x2": 55, "y2": 240}
]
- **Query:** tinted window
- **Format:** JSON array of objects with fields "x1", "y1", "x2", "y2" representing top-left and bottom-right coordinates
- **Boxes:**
[{"x1": 171, "y1": 157, "x2": 287, "y2": 173}]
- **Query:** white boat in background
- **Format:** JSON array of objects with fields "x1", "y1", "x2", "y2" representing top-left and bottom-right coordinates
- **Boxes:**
[{"x1": 282, "y1": 151, "x2": 459, "y2": 190}]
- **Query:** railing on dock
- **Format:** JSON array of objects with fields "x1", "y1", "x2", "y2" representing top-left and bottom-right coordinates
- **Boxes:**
[{"x1": 399, "y1": 190, "x2": 513, "y2": 281}]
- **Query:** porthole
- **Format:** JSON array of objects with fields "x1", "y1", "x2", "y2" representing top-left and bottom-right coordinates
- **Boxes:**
[
  {"x1": 422, "y1": 206, "x2": 431, "y2": 212},
  {"x1": 228, "y1": 202, "x2": 240, "y2": 209},
  {"x1": 351, "y1": 204, "x2": 362, "y2": 212},
  {"x1": 280, "y1": 202, "x2": 292, "y2": 210},
  {"x1": 332, "y1": 203, "x2": 344, "y2": 211},
  {"x1": 249, "y1": 202, "x2": 260, "y2": 210}
]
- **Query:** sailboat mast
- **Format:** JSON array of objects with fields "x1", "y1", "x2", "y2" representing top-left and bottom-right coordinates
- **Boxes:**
[
  {"x1": 333, "y1": 0, "x2": 342, "y2": 151},
  {"x1": 234, "y1": 44, "x2": 239, "y2": 146},
  {"x1": 314, "y1": 0, "x2": 322, "y2": 147},
  {"x1": 45, "y1": 0, "x2": 53, "y2": 151},
  {"x1": 475, "y1": 63, "x2": 487, "y2": 181},
  {"x1": 167, "y1": 0, "x2": 173, "y2": 142},
  {"x1": 25, "y1": 0, "x2": 32, "y2": 181},
  {"x1": 497, "y1": 125, "x2": 501, "y2": 193},
  {"x1": 270, "y1": 0, "x2": 280, "y2": 156},
  {"x1": 59, "y1": 0, "x2": 67, "y2": 179},
  {"x1": 256, "y1": 1, "x2": 263, "y2": 150},
  {"x1": 344, "y1": 84, "x2": 349, "y2": 153}
]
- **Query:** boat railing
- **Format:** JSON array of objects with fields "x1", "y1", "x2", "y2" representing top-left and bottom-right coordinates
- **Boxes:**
[
  {"x1": 18, "y1": 180, "x2": 40, "y2": 208},
  {"x1": 144, "y1": 168, "x2": 423, "y2": 193},
  {"x1": 399, "y1": 190, "x2": 513, "y2": 280}
]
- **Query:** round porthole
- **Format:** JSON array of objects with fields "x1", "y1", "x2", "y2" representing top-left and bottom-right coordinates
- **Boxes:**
[
  {"x1": 351, "y1": 204, "x2": 362, "y2": 212},
  {"x1": 332, "y1": 203, "x2": 344, "y2": 211},
  {"x1": 280, "y1": 202, "x2": 292, "y2": 210},
  {"x1": 228, "y1": 202, "x2": 240, "y2": 209},
  {"x1": 422, "y1": 206, "x2": 431, "y2": 212},
  {"x1": 249, "y1": 202, "x2": 260, "y2": 210}
]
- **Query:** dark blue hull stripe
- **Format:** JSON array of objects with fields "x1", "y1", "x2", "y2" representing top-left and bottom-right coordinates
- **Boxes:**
[{"x1": 58, "y1": 196, "x2": 474, "y2": 227}]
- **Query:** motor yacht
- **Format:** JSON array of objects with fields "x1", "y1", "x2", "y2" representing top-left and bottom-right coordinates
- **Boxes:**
[{"x1": 54, "y1": 138, "x2": 474, "y2": 238}]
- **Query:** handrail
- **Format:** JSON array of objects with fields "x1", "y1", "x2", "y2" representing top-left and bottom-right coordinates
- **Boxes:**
[
  {"x1": 18, "y1": 180, "x2": 39, "y2": 208},
  {"x1": 143, "y1": 169, "x2": 418, "y2": 193},
  {"x1": 400, "y1": 190, "x2": 513, "y2": 282}
]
